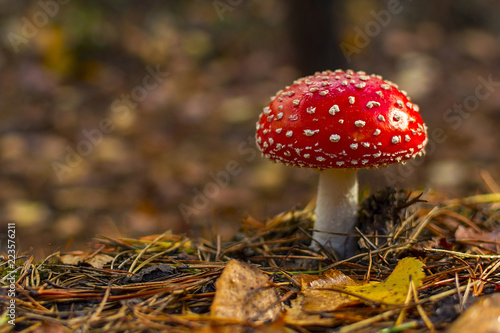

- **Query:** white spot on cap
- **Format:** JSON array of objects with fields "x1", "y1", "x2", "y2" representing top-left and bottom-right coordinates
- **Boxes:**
[
  {"x1": 361, "y1": 159, "x2": 369, "y2": 165},
  {"x1": 316, "y1": 156, "x2": 326, "y2": 162},
  {"x1": 392, "y1": 136, "x2": 401, "y2": 144},
  {"x1": 362, "y1": 142, "x2": 370, "y2": 148},
  {"x1": 339, "y1": 119, "x2": 344, "y2": 124},
  {"x1": 292, "y1": 99, "x2": 300, "y2": 106},
  {"x1": 373, "y1": 152, "x2": 381, "y2": 158},
  {"x1": 355, "y1": 82, "x2": 366, "y2": 88},
  {"x1": 284, "y1": 151, "x2": 291, "y2": 156},
  {"x1": 263, "y1": 107, "x2": 271, "y2": 115},
  {"x1": 405, "y1": 134, "x2": 411, "y2": 142},
  {"x1": 304, "y1": 129, "x2": 319, "y2": 136},
  {"x1": 329, "y1": 105, "x2": 340, "y2": 115},
  {"x1": 350, "y1": 143, "x2": 358, "y2": 150},
  {"x1": 355, "y1": 120, "x2": 366, "y2": 127},
  {"x1": 366, "y1": 101, "x2": 380, "y2": 108},
  {"x1": 336, "y1": 161, "x2": 344, "y2": 166},
  {"x1": 319, "y1": 90, "x2": 329, "y2": 96},
  {"x1": 309, "y1": 87, "x2": 319, "y2": 92},
  {"x1": 276, "y1": 128, "x2": 282, "y2": 133},
  {"x1": 263, "y1": 142, "x2": 268, "y2": 148},
  {"x1": 406, "y1": 102, "x2": 412, "y2": 108},
  {"x1": 376, "y1": 91, "x2": 383, "y2": 97},
  {"x1": 381, "y1": 84, "x2": 391, "y2": 90},
  {"x1": 286, "y1": 130, "x2": 293, "y2": 137},
  {"x1": 342, "y1": 80, "x2": 348, "y2": 86},
  {"x1": 349, "y1": 96, "x2": 355, "y2": 104},
  {"x1": 307, "y1": 106, "x2": 316, "y2": 114},
  {"x1": 396, "y1": 100, "x2": 404, "y2": 107},
  {"x1": 277, "y1": 112, "x2": 283, "y2": 119},
  {"x1": 373, "y1": 129, "x2": 381, "y2": 136},
  {"x1": 330, "y1": 134, "x2": 341, "y2": 142},
  {"x1": 303, "y1": 153, "x2": 310, "y2": 158},
  {"x1": 351, "y1": 160, "x2": 358, "y2": 165},
  {"x1": 378, "y1": 115, "x2": 385, "y2": 121}
]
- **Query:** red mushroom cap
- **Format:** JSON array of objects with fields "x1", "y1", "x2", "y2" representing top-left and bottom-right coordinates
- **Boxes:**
[{"x1": 256, "y1": 69, "x2": 428, "y2": 169}]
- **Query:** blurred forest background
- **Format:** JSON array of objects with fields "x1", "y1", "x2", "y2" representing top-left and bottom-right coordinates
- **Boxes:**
[{"x1": 0, "y1": 0, "x2": 499, "y2": 258}]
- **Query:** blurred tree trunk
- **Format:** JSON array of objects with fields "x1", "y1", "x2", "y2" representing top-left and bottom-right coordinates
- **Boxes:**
[{"x1": 286, "y1": 0, "x2": 346, "y2": 75}]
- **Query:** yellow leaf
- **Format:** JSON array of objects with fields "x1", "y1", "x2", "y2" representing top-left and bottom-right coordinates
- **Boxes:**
[{"x1": 344, "y1": 257, "x2": 425, "y2": 305}]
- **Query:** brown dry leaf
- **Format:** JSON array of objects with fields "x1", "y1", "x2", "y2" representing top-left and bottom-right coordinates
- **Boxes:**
[
  {"x1": 299, "y1": 269, "x2": 360, "y2": 313},
  {"x1": 284, "y1": 295, "x2": 340, "y2": 327},
  {"x1": 455, "y1": 225, "x2": 500, "y2": 252},
  {"x1": 446, "y1": 293, "x2": 500, "y2": 333},
  {"x1": 211, "y1": 259, "x2": 282, "y2": 324},
  {"x1": 284, "y1": 269, "x2": 359, "y2": 326},
  {"x1": 59, "y1": 251, "x2": 113, "y2": 269}
]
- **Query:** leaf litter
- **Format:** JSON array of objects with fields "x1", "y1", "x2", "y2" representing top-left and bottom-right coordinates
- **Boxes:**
[{"x1": 1, "y1": 187, "x2": 500, "y2": 332}]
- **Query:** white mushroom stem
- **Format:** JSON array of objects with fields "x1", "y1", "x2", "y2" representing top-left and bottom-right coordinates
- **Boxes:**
[{"x1": 311, "y1": 168, "x2": 358, "y2": 258}]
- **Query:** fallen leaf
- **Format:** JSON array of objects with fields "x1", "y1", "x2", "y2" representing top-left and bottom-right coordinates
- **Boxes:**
[
  {"x1": 211, "y1": 259, "x2": 282, "y2": 324},
  {"x1": 298, "y1": 269, "x2": 359, "y2": 313},
  {"x1": 455, "y1": 225, "x2": 500, "y2": 252},
  {"x1": 446, "y1": 293, "x2": 500, "y2": 333},
  {"x1": 284, "y1": 295, "x2": 340, "y2": 327},
  {"x1": 344, "y1": 257, "x2": 425, "y2": 305},
  {"x1": 59, "y1": 251, "x2": 113, "y2": 269},
  {"x1": 284, "y1": 269, "x2": 359, "y2": 327}
]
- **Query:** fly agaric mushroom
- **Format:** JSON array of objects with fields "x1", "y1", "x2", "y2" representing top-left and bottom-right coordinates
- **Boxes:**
[{"x1": 256, "y1": 69, "x2": 428, "y2": 258}]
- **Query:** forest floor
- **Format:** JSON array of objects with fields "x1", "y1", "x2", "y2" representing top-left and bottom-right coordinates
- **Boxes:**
[{"x1": 2, "y1": 187, "x2": 500, "y2": 332}]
